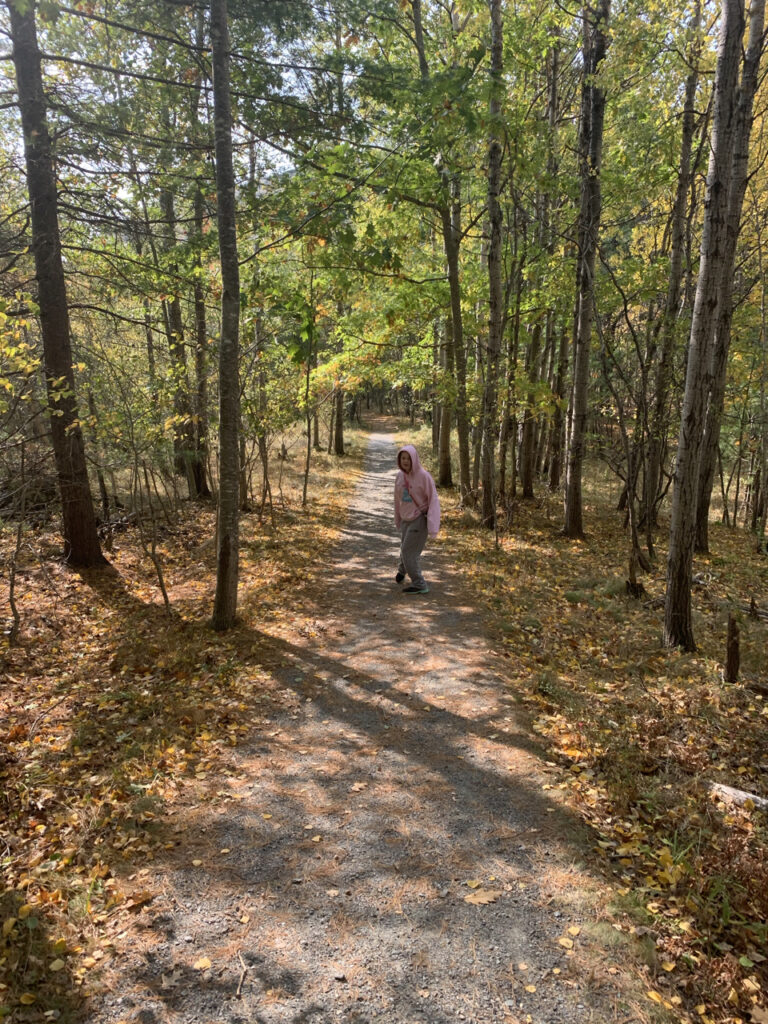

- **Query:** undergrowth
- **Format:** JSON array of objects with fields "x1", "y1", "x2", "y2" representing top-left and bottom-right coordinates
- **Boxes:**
[
  {"x1": 0, "y1": 428, "x2": 368, "y2": 1022},
  {"x1": 408, "y1": 430, "x2": 768, "y2": 1024}
]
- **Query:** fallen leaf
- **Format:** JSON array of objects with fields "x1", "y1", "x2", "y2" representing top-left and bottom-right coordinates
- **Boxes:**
[
  {"x1": 525, "y1": 984, "x2": 536, "y2": 993},
  {"x1": 558, "y1": 937, "x2": 573, "y2": 949},
  {"x1": 465, "y1": 888, "x2": 502, "y2": 905},
  {"x1": 661, "y1": 961, "x2": 676, "y2": 972},
  {"x1": 125, "y1": 890, "x2": 154, "y2": 911},
  {"x1": 193, "y1": 957, "x2": 212, "y2": 970},
  {"x1": 49, "y1": 959, "x2": 66, "y2": 972},
  {"x1": 466, "y1": 879, "x2": 483, "y2": 889},
  {"x1": 567, "y1": 926, "x2": 580, "y2": 936},
  {"x1": 647, "y1": 991, "x2": 662, "y2": 1004},
  {"x1": 311, "y1": 835, "x2": 322, "y2": 843}
]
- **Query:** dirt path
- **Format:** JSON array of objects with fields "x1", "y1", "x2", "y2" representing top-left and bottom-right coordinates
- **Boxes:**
[{"x1": 97, "y1": 433, "x2": 616, "y2": 1024}]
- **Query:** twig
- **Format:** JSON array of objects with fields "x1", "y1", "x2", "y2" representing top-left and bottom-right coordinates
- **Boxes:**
[
  {"x1": 236, "y1": 951, "x2": 248, "y2": 997},
  {"x1": 28, "y1": 694, "x2": 71, "y2": 742}
]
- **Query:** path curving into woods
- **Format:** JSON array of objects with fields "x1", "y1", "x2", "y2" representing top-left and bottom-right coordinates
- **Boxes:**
[{"x1": 94, "y1": 432, "x2": 617, "y2": 1024}]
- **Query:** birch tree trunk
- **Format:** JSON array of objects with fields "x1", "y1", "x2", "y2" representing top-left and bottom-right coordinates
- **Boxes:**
[
  {"x1": 210, "y1": 0, "x2": 241, "y2": 631},
  {"x1": 694, "y1": 0, "x2": 765, "y2": 553},
  {"x1": 7, "y1": 0, "x2": 104, "y2": 567},
  {"x1": 481, "y1": 0, "x2": 504, "y2": 529},
  {"x1": 664, "y1": 0, "x2": 744, "y2": 650},
  {"x1": 563, "y1": 0, "x2": 611, "y2": 537}
]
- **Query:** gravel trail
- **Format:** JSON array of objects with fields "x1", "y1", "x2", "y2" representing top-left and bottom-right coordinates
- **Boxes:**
[{"x1": 98, "y1": 433, "x2": 615, "y2": 1024}]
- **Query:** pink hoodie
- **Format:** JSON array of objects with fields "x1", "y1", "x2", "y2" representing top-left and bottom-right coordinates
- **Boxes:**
[{"x1": 394, "y1": 444, "x2": 441, "y2": 537}]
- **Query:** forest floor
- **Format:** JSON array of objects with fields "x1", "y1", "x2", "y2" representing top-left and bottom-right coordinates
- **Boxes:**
[{"x1": 1, "y1": 421, "x2": 767, "y2": 1024}]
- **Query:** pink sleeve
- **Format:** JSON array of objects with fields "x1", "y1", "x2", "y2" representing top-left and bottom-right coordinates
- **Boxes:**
[
  {"x1": 394, "y1": 473, "x2": 402, "y2": 527},
  {"x1": 426, "y1": 475, "x2": 440, "y2": 536}
]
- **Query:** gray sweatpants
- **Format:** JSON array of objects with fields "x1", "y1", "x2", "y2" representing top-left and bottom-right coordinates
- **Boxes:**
[{"x1": 398, "y1": 514, "x2": 428, "y2": 587}]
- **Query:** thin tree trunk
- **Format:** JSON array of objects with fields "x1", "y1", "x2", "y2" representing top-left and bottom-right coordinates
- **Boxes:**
[
  {"x1": 563, "y1": 0, "x2": 611, "y2": 537},
  {"x1": 193, "y1": 185, "x2": 212, "y2": 498},
  {"x1": 334, "y1": 387, "x2": 345, "y2": 455},
  {"x1": 482, "y1": 1, "x2": 503, "y2": 528},
  {"x1": 664, "y1": 0, "x2": 744, "y2": 650},
  {"x1": 440, "y1": 184, "x2": 471, "y2": 502},
  {"x1": 438, "y1": 319, "x2": 454, "y2": 487},
  {"x1": 210, "y1": 0, "x2": 241, "y2": 631},
  {"x1": 646, "y1": 1, "x2": 702, "y2": 528},
  {"x1": 7, "y1": 0, "x2": 103, "y2": 567}
]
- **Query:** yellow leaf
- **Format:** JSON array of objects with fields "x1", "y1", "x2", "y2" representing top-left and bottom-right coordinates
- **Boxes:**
[
  {"x1": 661, "y1": 961, "x2": 676, "y2": 972},
  {"x1": 262, "y1": 813, "x2": 272, "y2": 819},
  {"x1": 647, "y1": 991, "x2": 662, "y2": 1004},
  {"x1": 192, "y1": 860, "x2": 203, "y2": 867},
  {"x1": 552, "y1": 968, "x2": 561, "y2": 975},
  {"x1": 567, "y1": 926, "x2": 580, "y2": 936},
  {"x1": 18, "y1": 904, "x2": 33, "y2": 920},
  {"x1": 20, "y1": 994, "x2": 36, "y2": 1005},
  {"x1": 524, "y1": 984, "x2": 536, "y2": 993},
  {"x1": 464, "y1": 888, "x2": 502, "y2": 905},
  {"x1": 311, "y1": 835, "x2": 322, "y2": 843},
  {"x1": 517, "y1": 963, "x2": 528, "y2": 970},
  {"x1": 49, "y1": 959, "x2": 66, "y2": 972},
  {"x1": 193, "y1": 957, "x2": 212, "y2": 970},
  {"x1": 2, "y1": 918, "x2": 17, "y2": 937},
  {"x1": 466, "y1": 879, "x2": 482, "y2": 889},
  {"x1": 558, "y1": 937, "x2": 574, "y2": 949}
]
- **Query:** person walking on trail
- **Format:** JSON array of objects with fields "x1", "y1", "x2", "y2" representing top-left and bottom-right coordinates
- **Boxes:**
[{"x1": 394, "y1": 444, "x2": 440, "y2": 594}]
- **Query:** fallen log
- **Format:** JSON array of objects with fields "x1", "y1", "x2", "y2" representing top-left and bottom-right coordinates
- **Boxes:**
[{"x1": 709, "y1": 783, "x2": 768, "y2": 812}]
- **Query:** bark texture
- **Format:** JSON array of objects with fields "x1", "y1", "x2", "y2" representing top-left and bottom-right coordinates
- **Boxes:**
[
  {"x1": 210, "y1": 0, "x2": 241, "y2": 631},
  {"x1": 8, "y1": 0, "x2": 103, "y2": 567},
  {"x1": 563, "y1": 0, "x2": 611, "y2": 537},
  {"x1": 694, "y1": 0, "x2": 765, "y2": 552},
  {"x1": 665, "y1": 0, "x2": 744, "y2": 650},
  {"x1": 480, "y1": 0, "x2": 504, "y2": 529}
]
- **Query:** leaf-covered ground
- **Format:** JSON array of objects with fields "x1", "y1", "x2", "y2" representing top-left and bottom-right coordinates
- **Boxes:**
[
  {"x1": 0, "y1": 433, "x2": 369, "y2": 1022},
  {"x1": 432, "y1": 451, "x2": 768, "y2": 1024},
  {"x1": 1, "y1": 423, "x2": 767, "y2": 1024}
]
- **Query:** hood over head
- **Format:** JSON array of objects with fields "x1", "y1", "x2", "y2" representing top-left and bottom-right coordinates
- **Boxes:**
[{"x1": 397, "y1": 444, "x2": 422, "y2": 473}]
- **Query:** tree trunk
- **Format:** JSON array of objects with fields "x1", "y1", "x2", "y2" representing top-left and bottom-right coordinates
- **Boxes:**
[
  {"x1": 664, "y1": 0, "x2": 744, "y2": 650},
  {"x1": 440, "y1": 184, "x2": 471, "y2": 502},
  {"x1": 7, "y1": 0, "x2": 103, "y2": 567},
  {"x1": 438, "y1": 320, "x2": 454, "y2": 488},
  {"x1": 192, "y1": 184, "x2": 212, "y2": 498},
  {"x1": 563, "y1": 0, "x2": 611, "y2": 537},
  {"x1": 334, "y1": 387, "x2": 345, "y2": 455},
  {"x1": 694, "y1": 0, "x2": 765, "y2": 552},
  {"x1": 481, "y1": 1, "x2": 504, "y2": 528},
  {"x1": 159, "y1": 186, "x2": 197, "y2": 496},
  {"x1": 646, "y1": 1, "x2": 702, "y2": 528},
  {"x1": 210, "y1": 0, "x2": 241, "y2": 631}
]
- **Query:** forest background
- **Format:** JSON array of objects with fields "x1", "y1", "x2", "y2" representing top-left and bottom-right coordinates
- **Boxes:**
[{"x1": 0, "y1": 0, "x2": 767, "y2": 1022}]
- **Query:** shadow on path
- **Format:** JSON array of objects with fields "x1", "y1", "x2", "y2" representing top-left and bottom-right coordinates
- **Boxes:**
[{"x1": 95, "y1": 433, "x2": 616, "y2": 1024}]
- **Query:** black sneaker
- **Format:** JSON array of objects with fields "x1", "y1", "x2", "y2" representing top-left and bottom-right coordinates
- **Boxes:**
[
  {"x1": 395, "y1": 572, "x2": 405, "y2": 584},
  {"x1": 402, "y1": 584, "x2": 429, "y2": 594}
]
